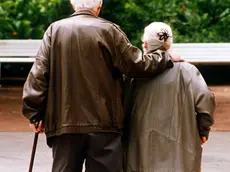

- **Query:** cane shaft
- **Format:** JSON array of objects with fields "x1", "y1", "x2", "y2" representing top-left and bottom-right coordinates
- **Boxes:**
[
  {"x1": 28, "y1": 132, "x2": 39, "y2": 172},
  {"x1": 28, "y1": 122, "x2": 40, "y2": 172}
]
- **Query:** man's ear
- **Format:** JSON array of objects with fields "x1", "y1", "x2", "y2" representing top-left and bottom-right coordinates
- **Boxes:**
[
  {"x1": 71, "y1": 4, "x2": 75, "y2": 11},
  {"x1": 96, "y1": 3, "x2": 102, "y2": 16}
]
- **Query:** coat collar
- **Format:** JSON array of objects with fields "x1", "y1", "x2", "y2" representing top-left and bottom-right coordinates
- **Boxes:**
[{"x1": 70, "y1": 9, "x2": 96, "y2": 18}]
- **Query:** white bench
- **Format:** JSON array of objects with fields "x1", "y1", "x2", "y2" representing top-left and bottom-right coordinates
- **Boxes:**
[
  {"x1": 1, "y1": 40, "x2": 230, "y2": 64},
  {"x1": 0, "y1": 40, "x2": 40, "y2": 62},
  {"x1": 171, "y1": 43, "x2": 230, "y2": 64},
  {"x1": 0, "y1": 40, "x2": 230, "y2": 80},
  {"x1": 0, "y1": 40, "x2": 39, "y2": 80}
]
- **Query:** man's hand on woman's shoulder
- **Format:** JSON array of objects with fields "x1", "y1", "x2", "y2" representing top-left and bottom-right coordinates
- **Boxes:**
[{"x1": 167, "y1": 48, "x2": 185, "y2": 62}]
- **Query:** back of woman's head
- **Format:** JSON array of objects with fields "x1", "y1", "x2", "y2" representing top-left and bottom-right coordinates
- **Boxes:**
[{"x1": 142, "y1": 22, "x2": 173, "y2": 52}]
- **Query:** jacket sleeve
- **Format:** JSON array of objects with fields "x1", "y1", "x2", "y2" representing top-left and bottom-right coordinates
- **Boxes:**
[
  {"x1": 108, "y1": 25, "x2": 173, "y2": 77},
  {"x1": 22, "y1": 26, "x2": 51, "y2": 124},
  {"x1": 191, "y1": 66, "x2": 216, "y2": 139}
]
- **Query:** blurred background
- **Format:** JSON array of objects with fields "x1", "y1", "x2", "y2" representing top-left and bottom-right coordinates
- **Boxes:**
[
  {"x1": 0, "y1": 0, "x2": 230, "y2": 171},
  {"x1": 1, "y1": 0, "x2": 230, "y2": 42}
]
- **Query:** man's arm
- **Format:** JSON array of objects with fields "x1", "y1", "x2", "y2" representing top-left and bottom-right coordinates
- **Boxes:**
[
  {"x1": 191, "y1": 66, "x2": 216, "y2": 140},
  {"x1": 22, "y1": 25, "x2": 51, "y2": 124},
  {"x1": 107, "y1": 25, "x2": 173, "y2": 77}
]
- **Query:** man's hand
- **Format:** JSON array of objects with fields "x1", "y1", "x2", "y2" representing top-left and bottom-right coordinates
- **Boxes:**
[
  {"x1": 167, "y1": 49, "x2": 185, "y2": 62},
  {"x1": 200, "y1": 136, "x2": 207, "y2": 145},
  {"x1": 30, "y1": 121, "x2": 44, "y2": 134},
  {"x1": 171, "y1": 56, "x2": 185, "y2": 62}
]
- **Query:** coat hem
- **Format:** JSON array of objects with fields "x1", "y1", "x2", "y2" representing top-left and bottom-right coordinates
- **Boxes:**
[{"x1": 45, "y1": 125, "x2": 123, "y2": 138}]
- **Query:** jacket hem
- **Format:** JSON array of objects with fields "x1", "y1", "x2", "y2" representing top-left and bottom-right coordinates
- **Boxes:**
[{"x1": 45, "y1": 126, "x2": 122, "y2": 138}]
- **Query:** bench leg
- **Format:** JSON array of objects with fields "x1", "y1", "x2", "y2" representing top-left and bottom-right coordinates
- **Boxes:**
[{"x1": 0, "y1": 62, "x2": 1, "y2": 88}]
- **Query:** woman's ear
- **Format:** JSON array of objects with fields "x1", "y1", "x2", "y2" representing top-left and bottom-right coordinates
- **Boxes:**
[
  {"x1": 142, "y1": 41, "x2": 148, "y2": 54},
  {"x1": 143, "y1": 41, "x2": 148, "y2": 49},
  {"x1": 164, "y1": 41, "x2": 171, "y2": 51}
]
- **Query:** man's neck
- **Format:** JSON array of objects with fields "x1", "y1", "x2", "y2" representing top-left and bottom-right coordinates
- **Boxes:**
[{"x1": 77, "y1": 8, "x2": 98, "y2": 16}]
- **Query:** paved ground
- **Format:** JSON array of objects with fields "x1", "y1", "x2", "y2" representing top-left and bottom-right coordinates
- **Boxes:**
[
  {"x1": 0, "y1": 133, "x2": 52, "y2": 172},
  {"x1": 0, "y1": 132, "x2": 230, "y2": 172},
  {"x1": 202, "y1": 132, "x2": 230, "y2": 172}
]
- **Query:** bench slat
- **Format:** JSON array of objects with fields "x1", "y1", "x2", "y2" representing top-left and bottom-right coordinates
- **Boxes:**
[
  {"x1": 0, "y1": 40, "x2": 41, "y2": 57},
  {"x1": 0, "y1": 58, "x2": 35, "y2": 63},
  {"x1": 0, "y1": 41, "x2": 230, "y2": 64}
]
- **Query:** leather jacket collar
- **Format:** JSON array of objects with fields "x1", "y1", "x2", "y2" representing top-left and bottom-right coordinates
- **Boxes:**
[{"x1": 70, "y1": 9, "x2": 96, "y2": 18}]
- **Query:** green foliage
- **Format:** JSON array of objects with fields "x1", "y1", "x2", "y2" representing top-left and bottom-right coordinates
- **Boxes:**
[
  {"x1": 121, "y1": 0, "x2": 230, "y2": 46},
  {"x1": 0, "y1": 0, "x2": 230, "y2": 45},
  {"x1": 170, "y1": 0, "x2": 230, "y2": 43},
  {"x1": 0, "y1": 0, "x2": 73, "y2": 39}
]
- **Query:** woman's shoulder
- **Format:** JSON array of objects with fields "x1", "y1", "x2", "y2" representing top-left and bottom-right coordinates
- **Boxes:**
[
  {"x1": 174, "y1": 61, "x2": 197, "y2": 72},
  {"x1": 174, "y1": 62, "x2": 200, "y2": 82}
]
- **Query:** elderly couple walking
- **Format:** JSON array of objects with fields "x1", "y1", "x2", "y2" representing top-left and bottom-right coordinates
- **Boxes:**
[{"x1": 22, "y1": 0, "x2": 215, "y2": 172}]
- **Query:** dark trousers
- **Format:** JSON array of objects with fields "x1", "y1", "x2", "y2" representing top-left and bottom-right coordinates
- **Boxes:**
[{"x1": 48, "y1": 133, "x2": 122, "y2": 172}]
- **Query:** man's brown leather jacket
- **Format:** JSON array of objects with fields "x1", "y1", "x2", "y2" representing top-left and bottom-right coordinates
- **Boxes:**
[{"x1": 22, "y1": 10, "x2": 173, "y2": 138}]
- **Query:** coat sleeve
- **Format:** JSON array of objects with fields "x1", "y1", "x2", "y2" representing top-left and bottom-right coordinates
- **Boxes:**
[
  {"x1": 107, "y1": 25, "x2": 173, "y2": 77},
  {"x1": 122, "y1": 76, "x2": 136, "y2": 143},
  {"x1": 22, "y1": 25, "x2": 51, "y2": 124},
  {"x1": 191, "y1": 66, "x2": 216, "y2": 139}
]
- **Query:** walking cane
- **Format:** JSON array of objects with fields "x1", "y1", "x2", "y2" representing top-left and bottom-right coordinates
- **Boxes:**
[{"x1": 28, "y1": 122, "x2": 39, "y2": 172}]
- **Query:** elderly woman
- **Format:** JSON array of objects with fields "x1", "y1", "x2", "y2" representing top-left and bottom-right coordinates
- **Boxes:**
[{"x1": 124, "y1": 22, "x2": 216, "y2": 172}]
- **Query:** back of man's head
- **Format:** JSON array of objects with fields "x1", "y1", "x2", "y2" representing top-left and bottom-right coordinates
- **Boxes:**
[{"x1": 70, "y1": 0, "x2": 103, "y2": 12}]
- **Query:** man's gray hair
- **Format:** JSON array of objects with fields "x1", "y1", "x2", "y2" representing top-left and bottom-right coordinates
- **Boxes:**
[{"x1": 70, "y1": 0, "x2": 102, "y2": 11}]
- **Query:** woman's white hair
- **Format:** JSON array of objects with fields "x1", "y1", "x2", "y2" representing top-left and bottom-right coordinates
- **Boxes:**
[
  {"x1": 70, "y1": 0, "x2": 102, "y2": 11},
  {"x1": 143, "y1": 22, "x2": 173, "y2": 51}
]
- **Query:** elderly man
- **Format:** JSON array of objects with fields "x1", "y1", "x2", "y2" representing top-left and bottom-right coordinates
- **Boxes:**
[
  {"x1": 124, "y1": 22, "x2": 215, "y2": 172},
  {"x1": 22, "y1": 1, "x2": 180, "y2": 172}
]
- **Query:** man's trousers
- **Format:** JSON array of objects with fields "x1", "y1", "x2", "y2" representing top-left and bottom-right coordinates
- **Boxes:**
[{"x1": 48, "y1": 133, "x2": 122, "y2": 172}]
